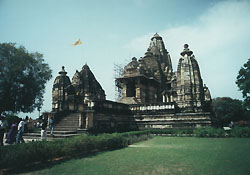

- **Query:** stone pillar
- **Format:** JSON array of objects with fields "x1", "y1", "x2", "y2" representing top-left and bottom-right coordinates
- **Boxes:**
[
  {"x1": 170, "y1": 95, "x2": 173, "y2": 102},
  {"x1": 79, "y1": 113, "x2": 86, "y2": 128},
  {"x1": 85, "y1": 110, "x2": 94, "y2": 129},
  {"x1": 166, "y1": 96, "x2": 169, "y2": 103},
  {"x1": 122, "y1": 83, "x2": 127, "y2": 97},
  {"x1": 135, "y1": 83, "x2": 142, "y2": 103}
]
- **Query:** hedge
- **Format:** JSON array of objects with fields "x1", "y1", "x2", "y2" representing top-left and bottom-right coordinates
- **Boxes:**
[
  {"x1": 0, "y1": 131, "x2": 152, "y2": 171},
  {"x1": 194, "y1": 126, "x2": 250, "y2": 138}
]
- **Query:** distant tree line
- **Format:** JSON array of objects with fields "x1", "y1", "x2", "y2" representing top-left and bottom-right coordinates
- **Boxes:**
[
  {"x1": 211, "y1": 97, "x2": 249, "y2": 127},
  {"x1": 211, "y1": 58, "x2": 250, "y2": 127}
]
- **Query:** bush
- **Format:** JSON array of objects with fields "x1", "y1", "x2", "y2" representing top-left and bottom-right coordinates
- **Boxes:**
[
  {"x1": 194, "y1": 127, "x2": 225, "y2": 137},
  {"x1": 194, "y1": 126, "x2": 250, "y2": 138},
  {"x1": 146, "y1": 129, "x2": 194, "y2": 136},
  {"x1": 230, "y1": 127, "x2": 250, "y2": 137},
  {"x1": 0, "y1": 131, "x2": 152, "y2": 171}
]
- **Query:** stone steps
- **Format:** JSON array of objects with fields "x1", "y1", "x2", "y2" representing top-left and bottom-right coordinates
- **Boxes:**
[
  {"x1": 21, "y1": 113, "x2": 83, "y2": 140},
  {"x1": 53, "y1": 112, "x2": 81, "y2": 132},
  {"x1": 54, "y1": 127, "x2": 78, "y2": 131},
  {"x1": 23, "y1": 130, "x2": 80, "y2": 139}
]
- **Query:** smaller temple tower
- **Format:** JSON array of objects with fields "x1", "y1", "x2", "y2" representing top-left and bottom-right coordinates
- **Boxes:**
[
  {"x1": 176, "y1": 44, "x2": 210, "y2": 112},
  {"x1": 72, "y1": 64, "x2": 106, "y2": 104},
  {"x1": 52, "y1": 64, "x2": 106, "y2": 112},
  {"x1": 52, "y1": 66, "x2": 72, "y2": 111}
]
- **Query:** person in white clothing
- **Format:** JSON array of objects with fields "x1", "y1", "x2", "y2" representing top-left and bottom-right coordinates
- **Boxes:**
[
  {"x1": 41, "y1": 119, "x2": 47, "y2": 141},
  {"x1": 48, "y1": 116, "x2": 54, "y2": 137},
  {"x1": 16, "y1": 119, "x2": 25, "y2": 143}
]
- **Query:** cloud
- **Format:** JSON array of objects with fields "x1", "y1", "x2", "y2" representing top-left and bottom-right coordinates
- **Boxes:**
[{"x1": 125, "y1": 0, "x2": 250, "y2": 99}]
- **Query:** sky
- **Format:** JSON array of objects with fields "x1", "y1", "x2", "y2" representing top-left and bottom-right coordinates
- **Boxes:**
[{"x1": 0, "y1": 0, "x2": 250, "y2": 119}]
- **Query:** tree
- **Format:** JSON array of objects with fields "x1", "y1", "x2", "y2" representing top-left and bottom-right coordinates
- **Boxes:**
[
  {"x1": 211, "y1": 97, "x2": 248, "y2": 127},
  {"x1": 236, "y1": 58, "x2": 250, "y2": 109},
  {"x1": 0, "y1": 43, "x2": 52, "y2": 114},
  {"x1": 5, "y1": 114, "x2": 21, "y2": 128}
]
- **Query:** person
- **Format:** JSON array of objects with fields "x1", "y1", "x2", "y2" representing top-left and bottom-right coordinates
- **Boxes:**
[
  {"x1": 0, "y1": 115, "x2": 8, "y2": 146},
  {"x1": 41, "y1": 119, "x2": 47, "y2": 141},
  {"x1": 49, "y1": 116, "x2": 54, "y2": 137},
  {"x1": 24, "y1": 116, "x2": 29, "y2": 132},
  {"x1": 16, "y1": 119, "x2": 25, "y2": 143},
  {"x1": 36, "y1": 121, "x2": 40, "y2": 128},
  {"x1": 5, "y1": 122, "x2": 18, "y2": 144}
]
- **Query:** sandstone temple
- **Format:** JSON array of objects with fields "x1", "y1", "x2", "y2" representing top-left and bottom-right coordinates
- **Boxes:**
[{"x1": 44, "y1": 33, "x2": 212, "y2": 133}]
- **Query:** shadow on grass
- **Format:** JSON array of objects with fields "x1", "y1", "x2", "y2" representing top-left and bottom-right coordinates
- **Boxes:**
[{"x1": 1, "y1": 147, "x2": 126, "y2": 175}]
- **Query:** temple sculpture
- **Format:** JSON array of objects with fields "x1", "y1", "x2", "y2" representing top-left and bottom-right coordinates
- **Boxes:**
[
  {"x1": 116, "y1": 34, "x2": 211, "y2": 113},
  {"x1": 46, "y1": 33, "x2": 212, "y2": 132},
  {"x1": 52, "y1": 64, "x2": 106, "y2": 112}
]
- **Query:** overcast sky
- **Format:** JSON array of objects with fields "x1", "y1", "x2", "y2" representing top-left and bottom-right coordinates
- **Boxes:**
[{"x1": 0, "y1": 0, "x2": 250, "y2": 118}]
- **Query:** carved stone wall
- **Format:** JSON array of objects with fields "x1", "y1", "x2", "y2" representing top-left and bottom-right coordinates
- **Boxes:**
[
  {"x1": 176, "y1": 44, "x2": 205, "y2": 112},
  {"x1": 52, "y1": 66, "x2": 72, "y2": 111},
  {"x1": 49, "y1": 33, "x2": 212, "y2": 132},
  {"x1": 116, "y1": 34, "x2": 211, "y2": 113},
  {"x1": 52, "y1": 64, "x2": 106, "y2": 112},
  {"x1": 116, "y1": 33, "x2": 173, "y2": 104}
]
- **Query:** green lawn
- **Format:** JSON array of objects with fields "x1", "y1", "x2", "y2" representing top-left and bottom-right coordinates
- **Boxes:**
[{"x1": 21, "y1": 137, "x2": 250, "y2": 175}]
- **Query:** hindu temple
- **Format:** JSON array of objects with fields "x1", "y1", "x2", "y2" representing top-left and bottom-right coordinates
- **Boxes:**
[{"x1": 44, "y1": 33, "x2": 212, "y2": 133}]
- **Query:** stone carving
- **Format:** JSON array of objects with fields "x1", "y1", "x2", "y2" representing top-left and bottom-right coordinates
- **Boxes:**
[
  {"x1": 52, "y1": 64, "x2": 106, "y2": 112},
  {"x1": 176, "y1": 44, "x2": 204, "y2": 112},
  {"x1": 116, "y1": 34, "x2": 212, "y2": 113},
  {"x1": 52, "y1": 66, "x2": 72, "y2": 111},
  {"x1": 49, "y1": 33, "x2": 212, "y2": 132}
]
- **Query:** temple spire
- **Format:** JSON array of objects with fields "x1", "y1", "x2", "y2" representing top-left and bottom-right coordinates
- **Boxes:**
[
  {"x1": 176, "y1": 44, "x2": 204, "y2": 112},
  {"x1": 59, "y1": 66, "x2": 67, "y2": 75},
  {"x1": 180, "y1": 44, "x2": 193, "y2": 56}
]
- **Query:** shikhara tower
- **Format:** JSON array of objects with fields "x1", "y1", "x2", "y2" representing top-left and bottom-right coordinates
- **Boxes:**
[{"x1": 116, "y1": 34, "x2": 211, "y2": 112}]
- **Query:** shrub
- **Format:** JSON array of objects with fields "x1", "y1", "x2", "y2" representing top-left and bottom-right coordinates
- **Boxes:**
[
  {"x1": 146, "y1": 129, "x2": 194, "y2": 136},
  {"x1": 194, "y1": 126, "x2": 250, "y2": 138},
  {"x1": 194, "y1": 127, "x2": 225, "y2": 137},
  {"x1": 230, "y1": 127, "x2": 250, "y2": 137},
  {"x1": 0, "y1": 131, "x2": 152, "y2": 171}
]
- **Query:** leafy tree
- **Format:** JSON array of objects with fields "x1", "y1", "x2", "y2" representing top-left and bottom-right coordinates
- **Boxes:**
[
  {"x1": 5, "y1": 114, "x2": 21, "y2": 128},
  {"x1": 211, "y1": 97, "x2": 249, "y2": 127},
  {"x1": 236, "y1": 58, "x2": 250, "y2": 109},
  {"x1": 0, "y1": 43, "x2": 52, "y2": 114}
]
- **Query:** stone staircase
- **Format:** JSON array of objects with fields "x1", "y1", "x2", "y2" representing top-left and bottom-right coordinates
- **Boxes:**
[
  {"x1": 23, "y1": 112, "x2": 85, "y2": 141},
  {"x1": 23, "y1": 131, "x2": 79, "y2": 141},
  {"x1": 54, "y1": 112, "x2": 80, "y2": 132}
]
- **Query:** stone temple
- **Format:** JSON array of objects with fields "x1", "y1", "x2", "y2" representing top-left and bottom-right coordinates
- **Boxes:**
[{"x1": 44, "y1": 33, "x2": 212, "y2": 132}]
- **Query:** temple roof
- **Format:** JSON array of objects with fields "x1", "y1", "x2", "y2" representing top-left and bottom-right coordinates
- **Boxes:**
[
  {"x1": 59, "y1": 66, "x2": 67, "y2": 75},
  {"x1": 148, "y1": 33, "x2": 167, "y2": 56},
  {"x1": 151, "y1": 33, "x2": 162, "y2": 40},
  {"x1": 180, "y1": 44, "x2": 193, "y2": 56},
  {"x1": 82, "y1": 63, "x2": 90, "y2": 70},
  {"x1": 72, "y1": 64, "x2": 106, "y2": 99},
  {"x1": 53, "y1": 66, "x2": 71, "y2": 88}
]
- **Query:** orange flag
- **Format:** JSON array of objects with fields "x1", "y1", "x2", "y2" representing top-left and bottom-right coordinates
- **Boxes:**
[{"x1": 72, "y1": 38, "x2": 82, "y2": 46}]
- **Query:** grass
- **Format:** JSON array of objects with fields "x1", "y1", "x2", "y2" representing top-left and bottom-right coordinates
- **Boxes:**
[{"x1": 20, "y1": 137, "x2": 250, "y2": 175}]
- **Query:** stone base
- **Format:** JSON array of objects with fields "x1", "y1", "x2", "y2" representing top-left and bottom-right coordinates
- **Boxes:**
[{"x1": 133, "y1": 112, "x2": 211, "y2": 130}]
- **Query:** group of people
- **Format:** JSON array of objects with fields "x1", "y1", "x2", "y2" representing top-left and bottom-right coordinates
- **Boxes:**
[
  {"x1": 0, "y1": 115, "x2": 54, "y2": 146},
  {"x1": 0, "y1": 115, "x2": 26, "y2": 146},
  {"x1": 40, "y1": 116, "x2": 54, "y2": 140}
]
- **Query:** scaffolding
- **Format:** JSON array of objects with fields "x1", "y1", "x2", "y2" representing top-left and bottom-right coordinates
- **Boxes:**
[{"x1": 113, "y1": 63, "x2": 124, "y2": 101}]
